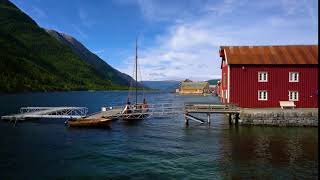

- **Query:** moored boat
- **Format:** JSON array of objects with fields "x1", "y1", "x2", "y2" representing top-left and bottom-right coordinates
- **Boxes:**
[
  {"x1": 67, "y1": 118, "x2": 111, "y2": 127},
  {"x1": 120, "y1": 38, "x2": 150, "y2": 121},
  {"x1": 121, "y1": 102, "x2": 150, "y2": 120}
]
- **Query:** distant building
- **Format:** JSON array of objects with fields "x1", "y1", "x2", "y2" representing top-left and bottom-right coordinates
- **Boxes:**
[
  {"x1": 219, "y1": 45, "x2": 318, "y2": 108},
  {"x1": 209, "y1": 85, "x2": 216, "y2": 93},
  {"x1": 183, "y1": 79, "x2": 193, "y2": 82},
  {"x1": 179, "y1": 82, "x2": 210, "y2": 95}
]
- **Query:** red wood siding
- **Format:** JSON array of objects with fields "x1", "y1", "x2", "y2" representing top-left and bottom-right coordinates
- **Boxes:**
[
  {"x1": 229, "y1": 65, "x2": 318, "y2": 108},
  {"x1": 221, "y1": 61, "x2": 228, "y2": 103}
]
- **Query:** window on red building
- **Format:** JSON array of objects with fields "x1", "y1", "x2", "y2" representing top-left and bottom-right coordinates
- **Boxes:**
[
  {"x1": 258, "y1": 72, "x2": 268, "y2": 82},
  {"x1": 289, "y1": 72, "x2": 299, "y2": 82},
  {"x1": 289, "y1": 91, "x2": 299, "y2": 101},
  {"x1": 258, "y1": 90, "x2": 268, "y2": 100}
]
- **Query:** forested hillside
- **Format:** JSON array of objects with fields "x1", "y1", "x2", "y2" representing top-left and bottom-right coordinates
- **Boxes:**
[{"x1": 0, "y1": 0, "x2": 132, "y2": 92}]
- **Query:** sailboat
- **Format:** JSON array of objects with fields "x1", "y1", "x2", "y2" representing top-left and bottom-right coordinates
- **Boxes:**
[{"x1": 120, "y1": 39, "x2": 150, "y2": 120}]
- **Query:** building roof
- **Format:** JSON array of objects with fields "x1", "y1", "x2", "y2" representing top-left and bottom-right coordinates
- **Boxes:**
[
  {"x1": 181, "y1": 82, "x2": 209, "y2": 90},
  {"x1": 183, "y1": 79, "x2": 193, "y2": 82},
  {"x1": 220, "y1": 45, "x2": 318, "y2": 65}
]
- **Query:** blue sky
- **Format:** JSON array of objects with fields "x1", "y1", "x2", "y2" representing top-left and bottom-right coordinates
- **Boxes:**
[{"x1": 12, "y1": 0, "x2": 318, "y2": 81}]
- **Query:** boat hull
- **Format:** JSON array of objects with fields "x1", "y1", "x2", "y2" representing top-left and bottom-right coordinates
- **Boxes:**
[
  {"x1": 67, "y1": 118, "x2": 111, "y2": 128},
  {"x1": 120, "y1": 104, "x2": 150, "y2": 120},
  {"x1": 121, "y1": 113, "x2": 150, "y2": 121}
]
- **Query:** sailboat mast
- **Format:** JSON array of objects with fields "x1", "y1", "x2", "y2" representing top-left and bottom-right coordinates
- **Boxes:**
[{"x1": 135, "y1": 38, "x2": 138, "y2": 105}]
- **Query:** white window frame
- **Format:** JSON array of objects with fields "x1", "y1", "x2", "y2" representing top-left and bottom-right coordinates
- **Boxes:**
[
  {"x1": 258, "y1": 72, "x2": 268, "y2": 82},
  {"x1": 258, "y1": 90, "x2": 268, "y2": 101},
  {"x1": 289, "y1": 91, "x2": 299, "y2": 101},
  {"x1": 289, "y1": 72, "x2": 299, "y2": 82}
]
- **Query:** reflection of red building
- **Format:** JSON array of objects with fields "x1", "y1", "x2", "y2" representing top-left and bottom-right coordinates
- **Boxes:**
[{"x1": 219, "y1": 45, "x2": 318, "y2": 108}]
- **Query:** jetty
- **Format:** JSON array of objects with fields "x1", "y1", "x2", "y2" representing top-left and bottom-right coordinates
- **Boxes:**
[
  {"x1": 1, "y1": 103, "x2": 244, "y2": 126},
  {"x1": 184, "y1": 103, "x2": 240, "y2": 125},
  {"x1": 1, "y1": 107, "x2": 88, "y2": 121},
  {"x1": 101, "y1": 103, "x2": 183, "y2": 119},
  {"x1": 1, "y1": 103, "x2": 183, "y2": 123}
]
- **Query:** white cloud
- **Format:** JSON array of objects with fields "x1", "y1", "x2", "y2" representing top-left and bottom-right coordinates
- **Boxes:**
[
  {"x1": 205, "y1": 0, "x2": 247, "y2": 16},
  {"x1": 115, "y1": 0, "x2": 211, "y2": 22},
  {"x1": 118, "y1": 0, "x2": 318, "y2": 81}
]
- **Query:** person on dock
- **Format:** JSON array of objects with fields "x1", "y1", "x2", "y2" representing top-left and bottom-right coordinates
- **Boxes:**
[
  {"x1": 125, "y1": 98, "x2": 132, "y2": 114},
  {"x1": 142, "y1": 98, "x2": 148, "y2": 112}
]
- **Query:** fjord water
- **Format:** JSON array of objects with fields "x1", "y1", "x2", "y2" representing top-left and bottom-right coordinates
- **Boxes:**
[{"x1": 0, "y1": 91, "x2": 317, "y2": 179}]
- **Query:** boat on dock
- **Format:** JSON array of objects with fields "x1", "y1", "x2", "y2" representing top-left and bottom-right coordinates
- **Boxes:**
[
  {"x1": 120, "y1": 103, "x2": 150, "y2": 120},
  {"x1": 120, "y1": 38, "x2": 150, "y2": 121},
  {"x1": 66, "y1": 107, "x2": 122, "y2": 127}
]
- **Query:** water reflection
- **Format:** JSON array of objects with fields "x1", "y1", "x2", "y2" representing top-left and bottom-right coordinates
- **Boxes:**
[
  {"x1": 0, "y1": 91, "x2": 317, "y2": 179},
  {"x1": 219, "y1": 126, "x2": 318, "y2": 178}
]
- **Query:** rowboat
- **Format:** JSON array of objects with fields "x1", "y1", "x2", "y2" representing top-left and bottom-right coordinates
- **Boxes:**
[{"x1": 67, "y1": 118, "x2": 111, "y2": 127}]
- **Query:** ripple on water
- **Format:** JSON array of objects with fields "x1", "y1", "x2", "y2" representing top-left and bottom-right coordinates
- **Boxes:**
[{"x1": 0, "y1": 91, "x2": 317, "y2": 179}]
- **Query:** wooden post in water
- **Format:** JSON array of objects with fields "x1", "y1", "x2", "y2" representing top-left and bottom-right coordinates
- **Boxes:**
[
  {"x1": 185, "y1": 113, "x2": 189, "y2": 126},
  {"x1": 228, "y1": 113, "x2": 232, "y2": 125},
  {"x1": 235, "y1": 113, "x2": 239, "y2": 125},
  {"x1": 207, "y1": 113, "x2": 211, "y2": 125}
]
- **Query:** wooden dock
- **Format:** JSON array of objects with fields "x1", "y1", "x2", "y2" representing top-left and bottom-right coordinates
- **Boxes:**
[
  {"x1": 1, "y1": 103, "x2": 183, "y2": 125},
  {"x1": 184, "y1": 103, "x2": 240, "y2": 125},
  {"x1": 2, "y1": 103, "x2": 236, "y2": 127}
]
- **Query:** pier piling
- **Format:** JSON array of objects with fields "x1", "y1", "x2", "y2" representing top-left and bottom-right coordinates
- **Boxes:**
[
  {"x1": 228, "y1": 113, "x2": 232, "y2": 125},
  {"x1": 235, "y1": 113, "x2": 239, "y2": 125},
  {"x1": 185, "y1": 113, "x2": 189, "y2": 126},
  {"x1": 184, "y1": 103, "x2": 240, "y2": 126}
]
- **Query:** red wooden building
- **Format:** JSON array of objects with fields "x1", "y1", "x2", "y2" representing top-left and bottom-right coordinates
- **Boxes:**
[{"x1": 219, "y1": 45, "x2": 318, "y2": 108}]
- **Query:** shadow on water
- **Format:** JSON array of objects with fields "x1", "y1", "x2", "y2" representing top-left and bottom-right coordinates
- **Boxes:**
[
  {"x1": 66, "y1": 126, "x2": 112, "y2": 131},
  {"x1": 121, "y1": 119, "x2": 144, "y2": 127}
]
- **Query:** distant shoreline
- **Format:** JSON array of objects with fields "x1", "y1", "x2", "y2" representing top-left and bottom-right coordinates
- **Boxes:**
[{"x1": 0, "y1": 88, "x2": 161, "y2": 95}]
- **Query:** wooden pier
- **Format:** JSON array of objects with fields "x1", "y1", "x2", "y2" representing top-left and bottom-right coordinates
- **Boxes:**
[
  {"x1": 1, "y1": 103, "x2": 236, "y2": 127},
  {"x1": 101, "y1": 103, "x2": 183, "y2": 120},
  {"x1": 1, "y1": 103, "x2": 183, "y2": 124},
  {"x1": 184, "y1": 103, "x2": 240, "y2": 125}
]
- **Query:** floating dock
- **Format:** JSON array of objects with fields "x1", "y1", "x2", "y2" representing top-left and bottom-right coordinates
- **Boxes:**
[
  {"x1": 2, "y1": 103, "x2": 237, "y2": 126},
  {"x1": 1, "y1": 103, "x2": 183, "y2": 122},
  {"x1": 1, "y1": 107, "x2": 88, "y2": 121}
]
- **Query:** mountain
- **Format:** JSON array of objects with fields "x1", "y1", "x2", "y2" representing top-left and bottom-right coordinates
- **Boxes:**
[
  {"x1": 0, "y1": 0, "x2": 135, "y2": 92},
  {"x1": 142, "y1": 81, "x2": 180, "y2": 92},
  {"x1": 45, "y1": 29, "x2": 139, "y2": 87},
  {"x1": 207, "y1": 79, "x2": 220, "y2": 85}
]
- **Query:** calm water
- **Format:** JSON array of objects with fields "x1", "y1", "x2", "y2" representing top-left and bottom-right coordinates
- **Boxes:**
[{"x1": 0, "y1": 91, "x2": 318, "y2": 179}]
